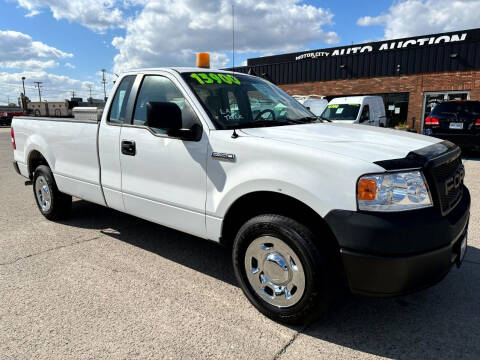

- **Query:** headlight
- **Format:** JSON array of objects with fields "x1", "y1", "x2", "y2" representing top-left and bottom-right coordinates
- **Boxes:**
[{"x1": 357, "y1": 171, "x2": 432, "y2": 212}]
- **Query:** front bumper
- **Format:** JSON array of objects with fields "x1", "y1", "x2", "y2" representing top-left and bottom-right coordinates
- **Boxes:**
[{"x1": 325, "y1": 187, "x2": 470, "y2": 296}]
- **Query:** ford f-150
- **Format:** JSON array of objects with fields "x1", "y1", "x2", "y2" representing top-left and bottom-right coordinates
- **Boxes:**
[{"x1": 11, "y1": 66, "x2": 470, "y2": 324}]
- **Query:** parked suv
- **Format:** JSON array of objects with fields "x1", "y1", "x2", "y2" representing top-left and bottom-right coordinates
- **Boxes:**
[{"x1": 424, "y1": 100, "x2": 480, "y2": 152}]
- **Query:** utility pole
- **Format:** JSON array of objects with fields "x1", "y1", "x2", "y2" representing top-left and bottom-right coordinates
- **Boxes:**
[
  {"x1": 101, "y1": 69, "x2": 107, "y2": 101},
  {"x1": 71, "y1": 91, "x2": 75, "y2": 98},
  {"x1": 34, "y1": 81, "x2": 42, "y2": 102},
  {"x1": 21, "y1": 77, "x2": 26, "y2": 96},
  {"x1": 87, "y1": 84, "x2": 93, "y2": 102}
]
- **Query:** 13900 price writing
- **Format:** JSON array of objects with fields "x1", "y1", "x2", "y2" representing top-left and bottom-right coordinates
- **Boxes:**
[{"x1": 190, "y1": 73, "x2": 241, "y2": 85}]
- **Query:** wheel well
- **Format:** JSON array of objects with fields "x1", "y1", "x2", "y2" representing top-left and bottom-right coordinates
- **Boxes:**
[
  {"x1": 27, "y1": 150, "x2": 49, "y2": 179},
  {"x1": 220, "y1": 191, "x2": 338, "y2": 250}
]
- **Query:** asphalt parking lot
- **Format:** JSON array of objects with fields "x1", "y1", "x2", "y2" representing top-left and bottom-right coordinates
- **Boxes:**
[{"x1": 0, "y1": 126, "x2": 479, "y2": 359}]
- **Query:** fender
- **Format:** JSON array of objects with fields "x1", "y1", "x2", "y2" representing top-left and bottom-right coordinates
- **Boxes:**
[
  {"x1": 25, "y1": 134, "x2": 56, "y2": 175},
  {"x1": 214, "y1": 179, "x2": 323, "y2": 219},
  {"x1": 205, "y1": 179, "x2": 322, "y2": 241}
]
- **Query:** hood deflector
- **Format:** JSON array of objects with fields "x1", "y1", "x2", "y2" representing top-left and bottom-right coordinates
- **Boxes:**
[{"x1": 374, "y1": 141, "x2": 459, "y2": 171}]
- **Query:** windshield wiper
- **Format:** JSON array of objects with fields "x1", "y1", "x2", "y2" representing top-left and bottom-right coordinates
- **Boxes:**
[
  {"x1": 236, "y1": 120, "x2": 291, "y2": 129},
  {"x1": 292, "y1": 116, "x2": 322, "y2": 124},
  {"x1": 234, "y1": 116, "x2": 321, "y2": 129}
]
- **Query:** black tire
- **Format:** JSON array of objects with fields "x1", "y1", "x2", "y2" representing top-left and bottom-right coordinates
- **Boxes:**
[
  {"x1": 233, "y1": 214, "x2": 339, "y2": 325},
  {"x1": 33, "y1": 165, "x2": 72, "y2": 220}
]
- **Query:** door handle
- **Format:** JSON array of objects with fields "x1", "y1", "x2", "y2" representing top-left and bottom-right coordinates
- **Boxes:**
[{"x1": 121, "y1": 140, "x2": 136, "y2": 156}]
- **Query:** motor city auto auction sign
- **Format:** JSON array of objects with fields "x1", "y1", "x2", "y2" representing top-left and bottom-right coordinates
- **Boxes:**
[{"x1": 295, "y1": 32, "x2": 468, "y2": 61}]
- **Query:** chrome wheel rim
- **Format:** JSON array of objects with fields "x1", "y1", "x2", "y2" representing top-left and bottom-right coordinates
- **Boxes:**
[
  {"x1": 35, "y1": 175, "x2": 51, "y2": 212},
  {"x1": 244, "y1": 236, "x2": 305, "y2": 308}
]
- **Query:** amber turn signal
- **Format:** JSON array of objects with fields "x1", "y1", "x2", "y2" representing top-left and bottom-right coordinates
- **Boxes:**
[
  {"x1": 196, "y1": 53, "x2": 210, "y2": 69},
  {"x1": 358, "y1": 178, "x2": 377, "y2": 201}
]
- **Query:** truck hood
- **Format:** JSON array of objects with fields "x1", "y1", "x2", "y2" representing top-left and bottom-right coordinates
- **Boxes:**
[{"x1": 240, "y1": 123, "x2": 441, "y2": 163}]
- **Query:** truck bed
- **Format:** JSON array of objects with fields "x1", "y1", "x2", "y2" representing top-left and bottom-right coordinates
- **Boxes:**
[{"x1": 12, "y1": 116, "x2": 105, "y2": 206}]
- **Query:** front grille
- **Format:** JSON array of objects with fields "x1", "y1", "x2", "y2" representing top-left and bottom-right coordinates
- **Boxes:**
[{"x1": 429, "y1": 154, "x2": 464, "y2": 215}]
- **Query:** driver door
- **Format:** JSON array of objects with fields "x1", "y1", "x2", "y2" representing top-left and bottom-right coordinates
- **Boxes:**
[{"x1": 119, "y1": 74, "x2": 208, "y2": 238}]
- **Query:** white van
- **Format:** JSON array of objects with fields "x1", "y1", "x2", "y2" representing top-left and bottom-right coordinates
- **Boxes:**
[
  {"x1": 293, "y1": 95, "x2": 328, "y2": 117},
  {"x1": 320, "y1": 96, "x2": 387, "y2": 127}
]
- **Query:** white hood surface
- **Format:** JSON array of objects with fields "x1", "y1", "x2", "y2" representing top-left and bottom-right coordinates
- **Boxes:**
[
  {"x1": 240, "y1": 123, "x2": 441, "y2": 163},
  {"x1": 330, "y1": 120, "x2": 356, "y2": 124}
]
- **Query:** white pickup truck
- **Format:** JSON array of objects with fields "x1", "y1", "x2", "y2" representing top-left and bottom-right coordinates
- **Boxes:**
[{"x1": 11, "y1": 68, "x2": 470, "y2": 324}]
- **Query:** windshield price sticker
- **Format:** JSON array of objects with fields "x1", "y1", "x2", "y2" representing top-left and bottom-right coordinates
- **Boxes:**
[{"x1": 190, "y1": 73, "x2": 241, "y2": 85}]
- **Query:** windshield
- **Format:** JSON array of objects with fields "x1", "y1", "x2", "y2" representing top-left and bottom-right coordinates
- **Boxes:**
[
  {"x1": 321, "y1": 104, "x2": 361, "y2": 121},
  {"x1": 181, "y1": 72, "x2": 317, "y2": 129}
]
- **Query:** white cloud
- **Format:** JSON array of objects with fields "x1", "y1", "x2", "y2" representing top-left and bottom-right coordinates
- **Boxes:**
[
  {"x1": 64, "y1": 62, "x2": 75, "y2": 69},
  {"x1": 112, "y1": 0, "x2": 339, "y2": 73},
  {"x1": 15, "y1": 0, "x2": 126, "y2": 32},
  {"x1": 0, "y1": 59, "x2": 58, "y2": 69},
  {"x1": 357, "y1": 0, "x2": 480, "y2": 39},
  {"x1": 0, "y1": 30, "x2": 72, "y2": 70}
]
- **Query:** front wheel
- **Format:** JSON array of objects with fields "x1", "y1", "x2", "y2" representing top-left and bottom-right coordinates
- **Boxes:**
[
  {"x1": 233, "y1": 214, "x2": 338, "y2": 324},
  {"x1": 33, "y1": 165, "x2": 72, "y2": 220}
]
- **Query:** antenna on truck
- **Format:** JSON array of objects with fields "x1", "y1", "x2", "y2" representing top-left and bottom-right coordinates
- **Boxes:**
[
  {"x1": 232, "y1": 4, "x2": 235, "y2": 73},
  {"x1": 230, "y1": 4, "x2": 240, "y2": 140}
]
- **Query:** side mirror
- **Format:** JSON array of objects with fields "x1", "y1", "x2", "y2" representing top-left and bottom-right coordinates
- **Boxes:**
[
  {"x1": 146, "y1": 101, "x2": 182, "y2": 132},
  {"x1": 146, "y1": 101, "x2": 202, "y2": 141}
]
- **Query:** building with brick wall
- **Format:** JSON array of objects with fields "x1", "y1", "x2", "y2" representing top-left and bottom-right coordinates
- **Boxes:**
[{"x1": 233, "y1": 28, "x2": 480, "y2": 133}]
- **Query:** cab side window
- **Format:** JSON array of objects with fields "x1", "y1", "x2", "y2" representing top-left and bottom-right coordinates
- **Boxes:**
[
  {"x1": 360, "y1": 104, "x2": 370, "y2": 122},
  {"x1": 108, "y1": 75, "x2": 135, "y2": 124},
  {"x1": 133, "y1": 75, "x2": 199, "y2": 134}
]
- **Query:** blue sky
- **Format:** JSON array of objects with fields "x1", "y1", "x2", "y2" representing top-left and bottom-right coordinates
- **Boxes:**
[{"x1": 1, "y1": 0, "x2": 479, "y2": 103}]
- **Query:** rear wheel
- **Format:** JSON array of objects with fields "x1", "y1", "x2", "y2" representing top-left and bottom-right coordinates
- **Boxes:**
[
  {"x1": 33, "y1": 165, "x2": 72, "y2": 220},
  {"x1": 233, "y1": 214, "x2": 338, "y2": 324}
]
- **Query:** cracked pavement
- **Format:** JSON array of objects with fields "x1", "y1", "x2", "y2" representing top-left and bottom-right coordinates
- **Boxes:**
[{"x1": 1, "y1": 127, "x2": 479, "y2": 359}]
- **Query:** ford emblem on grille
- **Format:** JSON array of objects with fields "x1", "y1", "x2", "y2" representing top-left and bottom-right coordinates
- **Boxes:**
[{"x1": 445, "y1": 166, "x2": 465, "y2": 195}]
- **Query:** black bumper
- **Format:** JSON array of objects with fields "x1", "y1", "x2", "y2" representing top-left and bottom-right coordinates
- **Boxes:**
[{"x1": 325, "y1": 187, "x2": 470, "y2": 296}]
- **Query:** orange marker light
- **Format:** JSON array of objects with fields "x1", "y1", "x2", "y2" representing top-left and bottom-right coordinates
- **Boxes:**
[
  {"x1": 358, "y1": 178, "x2": 377, "y2": 201},
  {"x1": 196, "y1": 53, "x2": 210, "y2": 69}
]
